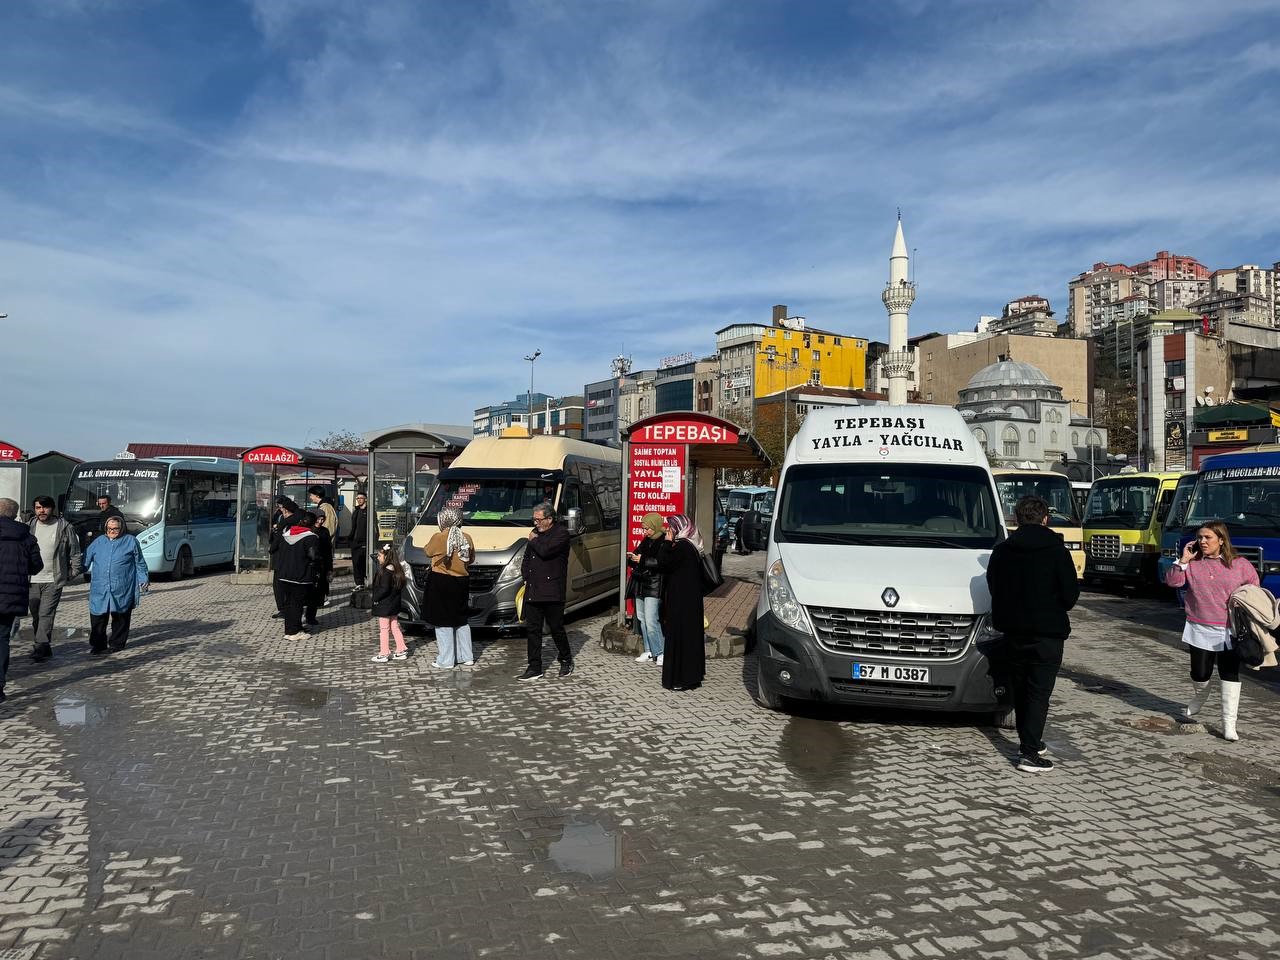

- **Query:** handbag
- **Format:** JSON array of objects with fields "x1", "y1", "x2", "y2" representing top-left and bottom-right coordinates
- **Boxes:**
[{"x1": 699, "y1": 550, "x2": 723, "y2": 595}]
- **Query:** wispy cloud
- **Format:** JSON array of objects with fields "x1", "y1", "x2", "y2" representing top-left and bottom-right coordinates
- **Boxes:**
[{"x1": 1, "y1": 0, "x2": 1278, "y2": 458}]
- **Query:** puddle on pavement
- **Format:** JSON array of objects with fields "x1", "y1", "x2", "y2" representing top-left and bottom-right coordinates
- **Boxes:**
[
  {"x1": 1182, "y1": 751, "x2": 1280, "y2": 800},
  {"x1": 52, "y1": 695, "x2": 110, "y2": 728},
  {"x1": 547, "y1": 818, "x2": 624, "y2": 880},
  {"x1": 204, "y1": 642, "x2": 248, "y2": 659},
  {"x1": 281, "y1": 687, "x2": 329, "y2": 709},
  {"x1": 778, "y1": 717, "x2": 865, "y2": 785},
  {"x1": 1118, "y1": 715, "x2": 1201, "y2": 735}
]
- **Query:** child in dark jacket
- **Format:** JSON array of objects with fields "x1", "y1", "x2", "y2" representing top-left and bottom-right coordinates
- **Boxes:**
[{"x1": 370, "y1": 545, "x2": 408, "y2": 663}]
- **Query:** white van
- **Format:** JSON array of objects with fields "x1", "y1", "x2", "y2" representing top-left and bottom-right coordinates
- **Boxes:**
[{"x1": 755, "y1": 406, "x2": 1011, "y2": 721}]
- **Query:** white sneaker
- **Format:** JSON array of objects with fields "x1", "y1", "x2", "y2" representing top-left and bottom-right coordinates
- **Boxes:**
[
  {"x1": 635, "y1": 652, "x2": 653, "y2": 662},
  {"x1": 656, "y1": 654, "x2": 664, "y2": 665},
  {"x1": 458, "y1": 660, "x2": 475, "y2": 668},
  {"x1": 392, "y1": 651, "x2": 408, "y2": 661},
  {"x1": 371, "y1": 654, "x2": 390, "y2": 663},
  {"x1": 431, "y1": 662, "x2": 453, "y2": 670}
]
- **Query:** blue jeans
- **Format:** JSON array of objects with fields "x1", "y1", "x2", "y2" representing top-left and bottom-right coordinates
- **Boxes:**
[
  {"x1": 435, "y1": 624, "x2": 474, "y2": 666},
  {"x1": 637, "y1": 596, "x2": 664, "y2": 657}
]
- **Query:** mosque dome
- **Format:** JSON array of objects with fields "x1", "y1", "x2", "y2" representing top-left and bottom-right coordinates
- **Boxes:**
[{"x1": 963, "y1": 359, "x2": 1056, "y2": 392}]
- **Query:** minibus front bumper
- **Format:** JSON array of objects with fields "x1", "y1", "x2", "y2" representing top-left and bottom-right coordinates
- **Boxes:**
[
  {"x1": 755, "y1": 611, "x2": 1007, "y2": 713},
  {"x1": 1085, "y1": 551, "x2": 1155, "y2": 585}
]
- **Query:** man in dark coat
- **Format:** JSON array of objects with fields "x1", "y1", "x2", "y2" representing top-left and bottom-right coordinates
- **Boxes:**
[
  {"x1": 350, "y1": 492, "x2": 369, "y2": 588},
  {"x1": 274, "y1": 514, "x2": 319, "y2": 641},
  {"x1": 986, "y1": 494, "x2": 1080, "y2": 774},
  {"x1": 302, "y1": 512, "x2": 332, "y2": 629},
  {"x1": 0, "y1": 498, "x2": 44, "y2": 702},
  {"x1": 269, "y1": 497, "x2": 301, "y2": 620},
  {"x1": 518, "y1": 502, "x2": 573, "y2": 680}
]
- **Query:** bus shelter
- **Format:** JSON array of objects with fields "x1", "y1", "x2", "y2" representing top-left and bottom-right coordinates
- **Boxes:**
[
  {"x1": 0, "y1": 441, "x2": 27, "y2": 510},
  {"x1": 365, "y1": 424, "x2": 471, "y2": 551},
  {"x1": 617, "y1": 413, "x2": 770, "y2": 622},
  {"x1": 233, "y1": 444, "x2": 368, "y2": 573}
]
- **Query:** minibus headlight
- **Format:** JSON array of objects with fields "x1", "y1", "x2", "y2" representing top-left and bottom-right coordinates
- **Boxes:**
[
  {"x1": 973, "y1": 613, "x2": 1001, "y2": 645},
  {"x1": 1064, "y1": 541, "x2": 1082, "y2": 552},
  {"x1": 765, "y1": 558, "x2": 812, "y2": 634},
  {"x1": 495, "y1": 543, "x2": 527, "y2": 587}
]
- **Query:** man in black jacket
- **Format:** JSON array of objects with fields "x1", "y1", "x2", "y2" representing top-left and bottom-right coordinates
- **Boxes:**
[
  {"x1": 350, "y1": 492, "x2": 368, "y2": 588},
  {"x1": 518, "y1": 502, "x2": 573, "y2": 681},
  {"x1": 0, "y1": 498, "x2": 43, "y2": 703},
  {"x1": 986, "y1": 495, "x2": 1080, "y2": 773}
]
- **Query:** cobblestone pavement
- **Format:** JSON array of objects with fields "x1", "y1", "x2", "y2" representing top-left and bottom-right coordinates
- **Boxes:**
[{"x1": 1, "y1": 558, "x2": 1278, "y2": 960}]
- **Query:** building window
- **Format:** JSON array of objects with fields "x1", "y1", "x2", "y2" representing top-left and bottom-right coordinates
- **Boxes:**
[
  {"x1": 1088, "y1": 431, "x2": 1101, "y2": 448},
  {"x1": 812, "y1": 349, "x2": 821, "y2": 363},
  {"x1": 1002, "y1": 426, "x2": 1020, "y2": 458},
  {"x1": 834, "y1": 337, "x2": 842, "y2": 345},
  {"x1": 973, "y1": 428, "x2": 987, "y2": 449},
  {"x1": 1028, "y1": 428, "x2": 1037, "y2": 444},
  {"x1": 926, "y1": 393, "x2": 933, "y2": 401},
  {"x1": 1072, "y1": 431, "x2": 1079, "y2": 447},
  {"x1": 1166, "y1": 360, "x2": 1185, "y2": 376},
  {"x1": 809, "y1": 369, "x2": 821, "y2": 386},
  {"x1": 1050, "y1": 430, "x2": 1058, "y2": 446},
  {"x1": 818, "y1": 336, "x2": 825, "y2": 344},
  {"x1": 790, "y1": 348, "x2": 799, "y2": 362}
]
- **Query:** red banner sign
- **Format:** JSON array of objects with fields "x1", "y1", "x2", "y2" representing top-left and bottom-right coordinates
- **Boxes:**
[
  {"x1": 0, "y1": 442, "x2": 24, "y2": 462},
  {"x1": 242, "y1": 445, "x2": 301, "y2": 466},
  {"x1": 629, "y1": 420, "x2": 738, "y2": 445},
  {"x1": 627, "y1": 443, "x2": 686, "y2": 547}
]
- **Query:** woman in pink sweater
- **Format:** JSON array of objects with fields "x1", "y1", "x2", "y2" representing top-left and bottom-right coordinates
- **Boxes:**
[{"x1": 1164, "y1": 520, "x2": 1257, "y2": 741}]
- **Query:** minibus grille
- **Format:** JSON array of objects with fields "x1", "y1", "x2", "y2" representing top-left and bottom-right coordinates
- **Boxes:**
[
  {"x1": 830, "y1": 678, "x2": 953, "y2": 700},
  {"x1": 468, "y1": 565, "x2": 504, "y2": 594},
  {"x1": 411, "y1": 563, "x2": 504, "y2": 594},
  {"x1": 1235, "y1": 546, "x2": 1263, "y2": 576},
  {"x1": 1090, "y1": 535, "x2": 1121, "y2": 560},
  {"x1": 808, "y1": 607, "x2": 975, "y2": 659}
]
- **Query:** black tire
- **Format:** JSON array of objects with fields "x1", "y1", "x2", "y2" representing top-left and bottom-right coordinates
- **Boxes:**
[
  {"x1": 992, "y1": 706, "x2": 1016, "y2": 730},
  {"x1": 171, "y1": 546, "x2": 193, "y2": 581},
  {"x1": 755, "y1": 662, "x2": 786, "y2": 712}
]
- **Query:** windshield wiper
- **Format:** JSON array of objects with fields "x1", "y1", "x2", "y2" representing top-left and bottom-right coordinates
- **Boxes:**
[
  {"x1": 895, "y1": 535, "x2": 977, "y2": 548},
  {"x1": 779, "y1": 531, "x2": 877, "y2": 545}
]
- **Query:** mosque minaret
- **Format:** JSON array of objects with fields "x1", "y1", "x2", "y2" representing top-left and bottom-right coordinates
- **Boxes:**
[{"x1": 881, "y1": 214, "x2": 916, "y2": 406}]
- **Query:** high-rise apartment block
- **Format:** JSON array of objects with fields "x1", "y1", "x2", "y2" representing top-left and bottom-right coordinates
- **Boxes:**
[
  {"x1": 1067, "y1": 252, "x2": 1212, "y2": 335},
  {"x1": 1067, "y1": 263, "x2": 1149, "y2": 336},
  {"x1": 988, "y1": 295, "x2": 1056, "y2": 337}
]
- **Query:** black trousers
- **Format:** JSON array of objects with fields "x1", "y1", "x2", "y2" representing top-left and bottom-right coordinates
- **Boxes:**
[
  {"x1": 280, "y1": 583, "x2": 310, "y2": 636},
  {"x1": 0, "y1": 612, "x2": 13, "y2": 691},
  {"x1": 305, "y1": 574, "x2": 329, "y2": 623},
  {"x1": 1190, "y1": 646, "x2": 1240, "y2": 682},
  {"x1": 1004, "y1": 634, "x2": 1064, "y2": 755},
  {"x1": 90, "y1": 610, "x2": 133, "y2": 651},
  {"x1": 525, "y1": 600, "x2": 571, "y2": 670},
  {"x1": 273, "y1": 576, "x2": 285, "y2": 613},
  {"x1": 351, "y1": 546, "x2": 367, "y2": 587}
]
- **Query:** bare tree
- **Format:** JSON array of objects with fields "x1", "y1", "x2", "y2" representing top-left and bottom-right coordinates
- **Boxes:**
[{"x1": 313, "y1": 429, "x2": 365, "y2": 452}]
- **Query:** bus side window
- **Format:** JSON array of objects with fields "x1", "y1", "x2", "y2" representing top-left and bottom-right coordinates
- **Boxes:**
[
  {"x1": 1155, "y1": 489, "x2": 1175, "y2": 525},
  {"x1": 189, "y1": 473, "x2": 216, "y2": 524},
  {"x1": 579, "y1": 484, "x2": 604, "y2": 533},
  {"x1": 167, "y1": 471, "x2": 192, "y2": 525}
]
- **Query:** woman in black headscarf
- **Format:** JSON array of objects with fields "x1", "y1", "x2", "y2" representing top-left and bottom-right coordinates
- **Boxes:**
[{"x1": 657, "y1": 513, "x2": 706, "y2": 692}]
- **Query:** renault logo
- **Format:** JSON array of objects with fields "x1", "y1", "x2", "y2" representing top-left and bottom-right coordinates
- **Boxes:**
[{"x1": 881, "y1": 587, "x2": 900, "y2": 608}]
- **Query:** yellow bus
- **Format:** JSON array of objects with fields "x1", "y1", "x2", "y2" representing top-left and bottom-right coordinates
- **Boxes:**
[
  {"x1": 1082, "y1": 471, "x2": 1186, "y2": 589},
  {"x1": 400, "y1": 429, "x2": 622, "y2": 629},
  {"x1": 993, "y1": 469, "x2": 1085, "y2": 578}
]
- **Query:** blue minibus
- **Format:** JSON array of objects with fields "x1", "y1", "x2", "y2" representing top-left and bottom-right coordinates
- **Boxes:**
[
  {"x1": 1156, "y1": 472, "x2": 1200, "y2": 588},
  {"x1": 64, "y1": 457, "x2": 250, "y2": 578},
  {"x1": 1181, "y1": 447, "x2": 1280, "y2": 592}
]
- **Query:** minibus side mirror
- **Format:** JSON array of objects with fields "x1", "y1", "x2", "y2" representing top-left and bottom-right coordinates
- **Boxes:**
[{"x1": 565, "y1": 507, "x2": 584, "y2": 536}]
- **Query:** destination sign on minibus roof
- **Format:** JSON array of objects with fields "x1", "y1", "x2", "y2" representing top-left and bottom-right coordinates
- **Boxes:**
[
  {"x1": 1202, "y1": 465, "x2": 1280, "y2": 481},
  {"x1": 806, "y1": 415, "x2": 967, "y2": 455},
  {"x1": 78, "y1": 466, "x2": 162, "y2": 480}
]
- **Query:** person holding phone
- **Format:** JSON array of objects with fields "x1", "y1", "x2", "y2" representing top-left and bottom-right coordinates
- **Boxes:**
[{"x1": 1165, "y1": 521, "x2": 1258, "y2": 740}]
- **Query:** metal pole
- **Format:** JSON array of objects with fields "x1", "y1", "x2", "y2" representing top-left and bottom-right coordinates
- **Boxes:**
[
  {"x1": 618, "y1": 437, "x2": 632, "y2": 626},
  {"x1": 234, "y1": 459, "x2": 244, "y2": 573}
]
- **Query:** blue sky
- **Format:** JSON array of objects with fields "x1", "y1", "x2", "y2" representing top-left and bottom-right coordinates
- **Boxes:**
[{"x1": 3, "y1": 0, "x2": 1279, "y2": 459}]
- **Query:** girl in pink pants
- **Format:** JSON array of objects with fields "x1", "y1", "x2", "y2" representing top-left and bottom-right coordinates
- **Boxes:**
[{"x1": 370, "y1": 545, "x2": 409, "y2": 663}]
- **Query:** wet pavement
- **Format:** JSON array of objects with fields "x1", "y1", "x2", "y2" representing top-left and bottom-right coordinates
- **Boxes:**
[{"x1": 1, "y1": 559, "x2": 1279, "y2": 959}]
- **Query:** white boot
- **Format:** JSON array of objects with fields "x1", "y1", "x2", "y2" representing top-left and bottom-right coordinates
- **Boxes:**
[
  {"x1": 1221, "y1": 680, "x2": 1241, "y2": 741},
  {"x1": 1183, "y1": 680, "x2": 1212, "y2": 719}
]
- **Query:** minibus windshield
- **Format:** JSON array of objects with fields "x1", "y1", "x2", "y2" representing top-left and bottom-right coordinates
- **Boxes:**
[
  {"x1": 421, "y1": 475, "x2": 558, "y2": 527},
  {"x1": 1083, "y1": 477, "x2": 1158, "y2": 530},
  {"x1": 995, "y1": 475, "x2": 1078, "y2": 527},
  {"x1": 1185, "y1": 471, "x2": 1280, "y2": 535},
  {"x1": 65, "y1": 464, "x2": 166, "y2": 525},
  {"x1": 776, "y1": 463, "x2": 1002, "y2": 549}
]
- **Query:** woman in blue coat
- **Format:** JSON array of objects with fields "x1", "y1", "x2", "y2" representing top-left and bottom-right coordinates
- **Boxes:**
[{"x1": 83, "y1": 515, "x2": 148, "y2": 655}]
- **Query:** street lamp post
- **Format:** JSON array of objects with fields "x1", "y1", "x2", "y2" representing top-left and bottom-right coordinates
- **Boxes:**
[{"x1": 524, "y1": 349, "x2": 541, "y2": 431}]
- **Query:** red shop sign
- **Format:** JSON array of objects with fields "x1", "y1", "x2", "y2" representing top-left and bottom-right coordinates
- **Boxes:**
[
  {"x1": 242, "y1": 445, "x2": 301, "y2": 466},
  {"x1": 629, "y1": 419, "x2": 739, "y2": 445},
  {"x1": 0, "y1": 441, "x2": 24, "y2": 462},
  {"x1": 627, "y1": 443, "x2": 686, "y2": 547}
]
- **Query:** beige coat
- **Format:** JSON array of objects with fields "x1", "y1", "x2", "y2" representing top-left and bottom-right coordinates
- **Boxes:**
[
  {"x1": 426, "y1": 531, "x2": 474, "y2": 577},
  {"x1": 1228, "y1": 584, "x2": 1280, "y2": 669}
]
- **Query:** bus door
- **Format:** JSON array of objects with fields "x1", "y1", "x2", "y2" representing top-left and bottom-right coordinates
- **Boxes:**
[
  {"x1": 191, "y1": 472, "x2": 237, "y2": 564},
  {"x1": 164, "y1": 471, "x2": 193, "y2": 569},
  {"x1": 561, "y1": 475, "x2": 611, "y2": 604}
]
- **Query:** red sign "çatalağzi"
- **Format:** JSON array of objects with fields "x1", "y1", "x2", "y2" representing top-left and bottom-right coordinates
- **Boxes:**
[{"x1": 242, "y1": 445, "x2": 301, "y2": 466}]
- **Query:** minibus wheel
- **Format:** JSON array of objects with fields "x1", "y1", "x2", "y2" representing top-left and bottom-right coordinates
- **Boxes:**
[
  {"x1": 171, "y1": 546, "x2": 193, "y2": 581},
  {"x1": 991, "y1": 706, "x2": 1016, "y2": 730}
]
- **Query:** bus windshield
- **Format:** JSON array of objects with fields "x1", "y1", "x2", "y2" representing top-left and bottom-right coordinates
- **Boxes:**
[
  {"x1": 776, "y1": 463, "x2": 1002, "y2": 549},
  {"x1": 422, "y1": 475, "x2": 559, "y2": 527},
  {"x1": 995, "y1": 475, "x2": 1078, "y2": 527},
  {"x1": 1186, "y1": 467, "x2": 1280, "y2": 535},
  {"x1": 1083, "y1": 477, "x2": 1159, "y2": 530},
  {"x1": 65, "y1": 463, "x2": 167, "y2": 527}
]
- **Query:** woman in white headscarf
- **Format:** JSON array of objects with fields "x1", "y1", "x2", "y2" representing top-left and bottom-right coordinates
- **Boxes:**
[
  {"x1": 656, "y1": 513, "x2": 707, "y2": 692},
  {"x1": 425, "y1": 506, "x2": 476, "y2": 669}
]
